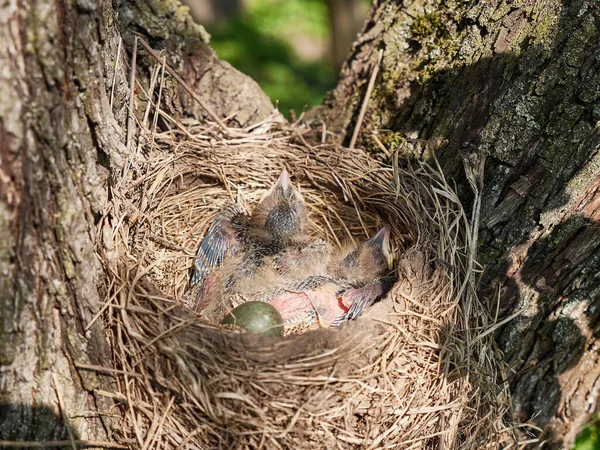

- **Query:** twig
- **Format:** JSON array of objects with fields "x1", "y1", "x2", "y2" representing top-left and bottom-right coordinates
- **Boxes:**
[
  {"x1": 151, "y1": 55, "x2": 167, "y2": 137},
  {"x1": 147, "y1": 234, "x2": 195, "y2": 255},
  {"x1": 85, "y1": 281, "x2": 125, "y2": 331},
  {"x1": 462, "y1": 152, "x2": 486, "y2": 371},
  {"x1": 75, "y1": 363, "x2": 144, "y2": 378},
  {"x1": 126, "y1": 36, "x2": 138, "y2": 150},
  {"x1": 372, "y1": 134, "x2": 392, "y2": 158},
  {"x1": 147, "y1": 397, "x2": 175, "y2": 450},
  {"x1": 134, "y1": 36, "x2": 228, "y2": 132},
  {"x1": 471, "y1": 307, "x2": 526, "y2": 344},
  {"x1": 0, "y1": 441, "x2": 127, "y2": 448},
  {"x1": 109, "y1": 37, "x2": 122, "y2": 108},
  {"x1": 141, "y1": 62, "x2": 161, "y2": 128},
  {"x1": 51, "y1": 374, "x2": 77, "y2": 450},
  {"x1": 349, "y1": 48, "x2": 384, "y2": 149}
]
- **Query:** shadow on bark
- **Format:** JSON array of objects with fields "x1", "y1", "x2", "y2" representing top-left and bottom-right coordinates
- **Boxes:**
[
  {"x1": 356, "y1": 1, "x2": 600, "y2": 445},
  {"x1": 497, "y1": 215, "x2": 599, "y2": 446},
  {"x1": 0, "y1": 403, "x2": 78, "y2": 447}
]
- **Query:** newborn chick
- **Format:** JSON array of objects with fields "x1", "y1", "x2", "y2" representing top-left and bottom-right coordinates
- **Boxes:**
[
  {"x1": 264, "y1": 276, "x2": 350, "y2": 334},
  {"x1": 266, "y1": 228, "x2": 395, "y2": 333},
  {"x1": 220, "y1": 168, "x2": 309, "y2": 288},
  {"x1": 183, "y1": 204, "x2": 249, "y2": 312},
  {"x1": 190, "y1": 204, "x2": 250, "y2": 287},
  {"x1": 244, "y1": 272, "x2": 393, "y2": 335},
  {"x1": 186, "y1": 169, "x2": 309, "y2": 315},
  {"x1": 249, "y1": 168, "x2": 307, "y2": 248},
  {"x1": 199, "y1": 239, "x2": 330, "y2": 323},
  {"x1": 329, "y1": 227, "x2": 393, "y2": 283},
  {"x1": 191, "y1": 169, "x2": 306, "y2": 285},
  {"x1": 272, "y1": 239, "x2": 330, "y2": 276}
]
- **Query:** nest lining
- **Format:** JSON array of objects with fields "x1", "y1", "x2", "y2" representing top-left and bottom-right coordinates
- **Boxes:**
[{"x1": 102, "y1": 115, "x2": 513, "y2": 449}]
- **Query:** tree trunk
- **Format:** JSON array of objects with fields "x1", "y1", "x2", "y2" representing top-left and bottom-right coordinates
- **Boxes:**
[
  {"x1": 323, "y1": 0, "x2": 600, "y2": 447},
  {"x1": 0, "y1": 0, "x2": 272, "y2": 442},
  {"x1": 1, "y1": 0, "x2": 598, "y2": 448},
  {"x1": 325, "y1": 0, "x2": 368, "y2": 71}
]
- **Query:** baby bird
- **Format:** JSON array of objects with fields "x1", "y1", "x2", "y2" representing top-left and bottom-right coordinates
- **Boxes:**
[
  {"x1": 189, "y1": 204, "x2": 250, "y2": 287},
  {"x1": 186, "y1": 169, "x2": 396, "y2": 333},
  {"x1": 329, "y1": 227, "x2": 393, "y2": 283},
  {"x1": 258, "y1": 276, "x2": 352, "y2": 333},
  {"x1": 328, "y1": 226, "x2": 395, "y2": 323},
  {"x1": 272, "y1": 239, "x2": 331, "y2": 276},
  {"x1": 186, "y1": 168, "x2": 308, "y2": 314},
  {"x1": 248, "y1": 168, "x2": 307, "y2": 248},
  {"x1": 245, "y1": 273, "x2": 393, "y2": 335},
  {"x1": 190, "y1": 168, "x2": 306, "y2": 284},
  {"x1": 239, "y1": 228, "x2": 395, "y2": 334},
  {"x1": 183, "y1": 204, "x2": 248, "y2": 312},
  {"x1": 221, "y1": 168, "x2": 310, "y2": 287}
]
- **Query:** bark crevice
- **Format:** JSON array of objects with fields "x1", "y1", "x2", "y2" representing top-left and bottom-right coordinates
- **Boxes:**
[{"x1": 322, "y1": 0, "x2": 600, "y2": 445}]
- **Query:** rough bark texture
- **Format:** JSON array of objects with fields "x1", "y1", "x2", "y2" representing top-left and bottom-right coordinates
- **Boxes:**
[
  {"x1": 0, "y1": 0, "x2": 272, "y2": 441},
  {"x1": 118, "y1": 0, "x2": 275, "y2": 127},
  {"x1": 0, "y1": 0, "x2": 120, "y2": 440},
  {"x1": 1, "y1": 0, "x2": 598, "y2": 447},
  {"x1": 323, "y1": 0, "x2": 600, "y2": 447}
]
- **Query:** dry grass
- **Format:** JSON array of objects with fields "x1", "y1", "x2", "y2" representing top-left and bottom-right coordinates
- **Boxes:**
[{"x1": 95, "y1": 42, "x2": 516, "y2": 449}]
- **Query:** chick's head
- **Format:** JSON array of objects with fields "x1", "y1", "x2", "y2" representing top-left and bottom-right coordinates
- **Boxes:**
[
  {"x1": 252, "y1": 169, "x2": 307, "y2": 243},
  {"x1": 332, "y1": 227, "x2": 393, "y2": 282}
]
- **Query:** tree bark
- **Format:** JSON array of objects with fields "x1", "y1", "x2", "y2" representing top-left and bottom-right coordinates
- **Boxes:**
[
  {"x1": 1, "y1": 0, "x2": 598, "y2": 448},
  {"x1": 323, "y1": 0, "x2": 600, "y2": 447},
  {"x1": 0, "y1": 0, "x2": 272, "y2": 442}
]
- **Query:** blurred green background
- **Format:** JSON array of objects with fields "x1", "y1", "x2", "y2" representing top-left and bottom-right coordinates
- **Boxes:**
[
  {"x1": 209, "y1": 0, "x2": 334, "y2": 116},
  {"x1": 183, "y1": 0, "x2": 368, "y2": 116},
  {"x1": 574, "y1": 417, "x2": 600, "y2": 450},
  {"x1": 181, "y1": 1, "x2": 600, "y2": 448}
]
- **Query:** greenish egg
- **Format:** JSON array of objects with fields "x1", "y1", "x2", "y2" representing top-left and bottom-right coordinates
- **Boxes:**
[{"x1": 221, "y1": 301, "x2": 284, "y2": 337}]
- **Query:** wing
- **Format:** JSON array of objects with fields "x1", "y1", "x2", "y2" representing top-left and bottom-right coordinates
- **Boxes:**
[
  {"x1": 332, "y1": 277, "x2": 394, "y2": 326},
  {"x1": 190, "y1": 205, "x2": 249, "y2": 286}
]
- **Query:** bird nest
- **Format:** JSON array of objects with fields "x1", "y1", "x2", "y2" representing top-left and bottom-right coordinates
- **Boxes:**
[{"x1": 102, "y1": 114, "x2": 513, "y2": 449}]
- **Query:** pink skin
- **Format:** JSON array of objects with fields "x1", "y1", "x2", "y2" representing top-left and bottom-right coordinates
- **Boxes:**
[
  {"x1": 268, "y1": 285, "x2": 351, "y2": 334},
  {"x1": 274, "y1": 249, "x2": 314, "y2": 274},
  {"x1": 194, "y1": 272, "x2": 219, "y2": 311},
  {"x1": 267, "y1": 280, "x2": 389, "y2": 334},
  {"x1": 204, "y1": 273, "x2": 218, "y2": 295}
]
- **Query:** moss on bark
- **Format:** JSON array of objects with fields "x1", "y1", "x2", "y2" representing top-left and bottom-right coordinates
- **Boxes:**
[{"x1": 323, "y1": 0, "x2": 600, "y2": 446}]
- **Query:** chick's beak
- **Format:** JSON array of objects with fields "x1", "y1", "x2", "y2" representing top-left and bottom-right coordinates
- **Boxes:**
[
  {"x1": 259, "y1": 168, "x2": 293, "y2": 202},
  {"x1": 370, "y1": 226, "x2": 393, "y2": 270},
  {"x1": 275, "y1": 168, "x2": 291, "y2": 192}
]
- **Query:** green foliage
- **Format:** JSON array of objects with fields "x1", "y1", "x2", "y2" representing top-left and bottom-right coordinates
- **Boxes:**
[
  {"x1": 574, "y1": 417, "x2": 600, "y2": 450},
  {"x1": 247, "y1": 0, "x2": 330, "y2": 40},
  {"x1": 207, "y1": 0, "x2": 336, "y2": 116}
]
